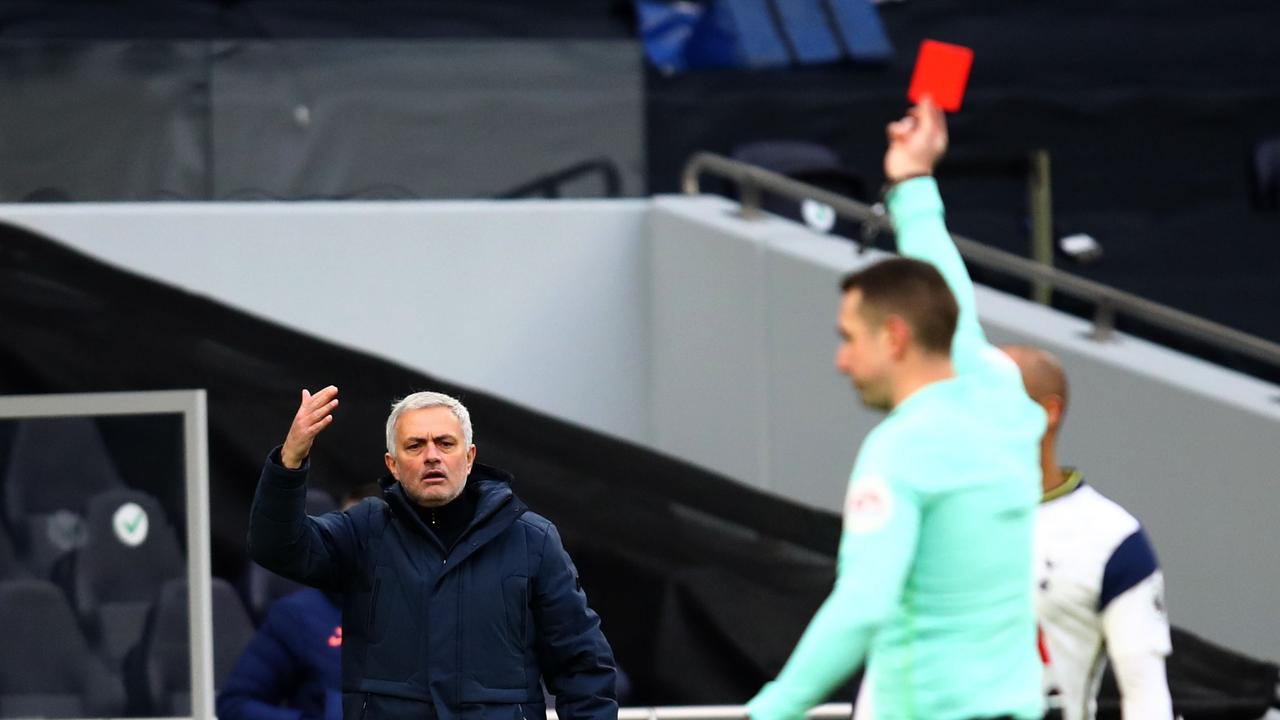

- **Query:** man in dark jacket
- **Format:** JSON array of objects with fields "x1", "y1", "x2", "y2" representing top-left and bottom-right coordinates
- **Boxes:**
[
  {"x1": 216, "y1": 587, "x2": 344, "y2": 720},
  {"x1": 248, "y1": 387, "x2": 618, "y2": 720}
]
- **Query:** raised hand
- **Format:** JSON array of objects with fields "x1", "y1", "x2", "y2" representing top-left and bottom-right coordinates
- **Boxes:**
[
  {"x1": 281, "y1": 386, "x2": 339, "y2": 469},
  {"x1": 884, "y1": 96, "x2": 949, "y2": 183}
]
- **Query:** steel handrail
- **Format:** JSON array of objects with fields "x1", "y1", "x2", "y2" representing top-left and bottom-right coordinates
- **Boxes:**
[
  {"x1": 681, "y1": 152, "x2": 1280, "y2": 370},
  {"x1": 498, "y1": 158, "x2": 622, "y2": 200}
]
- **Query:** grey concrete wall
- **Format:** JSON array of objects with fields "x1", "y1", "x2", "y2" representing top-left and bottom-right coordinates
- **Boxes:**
[
  {"x1": 648, "y1": 195, "x2": 1280, "y2": 662},
  {"x1": 1, "y1": 200, "x2": 654, "y2": 443},
  {"x1": 646, "y1": 198, "x2": 877, "y2": 502}
]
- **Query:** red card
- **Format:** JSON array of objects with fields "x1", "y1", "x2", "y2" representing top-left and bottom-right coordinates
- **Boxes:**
[{"x1": 907, "y1": 40, "x2": 973, "y2": 112}]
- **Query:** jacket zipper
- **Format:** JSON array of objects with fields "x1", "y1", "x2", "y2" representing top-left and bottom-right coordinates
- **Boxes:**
[
  {"x1": 360, "y1": 693, "x2": 370, "y2": 720},
  {"x1": 455, "y1": 561, "x2": 463, "y2": 707}
]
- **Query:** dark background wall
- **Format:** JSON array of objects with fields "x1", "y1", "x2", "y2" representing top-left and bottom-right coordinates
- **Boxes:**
[
  {"x1": 0, "y1": 40, "x2": 645, "y2": 202},
  {"x1": 645, "y1": 1, "x2": 1280, "y2": 349},
  {"x1": 3, "y1": 0, "x2": 1278, "y2": 350}
]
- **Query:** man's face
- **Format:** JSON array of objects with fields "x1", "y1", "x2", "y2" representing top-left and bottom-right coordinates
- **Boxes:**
[
  {"x1": 384, "y1": 406, "x2": 476, "y2": 508},
  {"x1": 834, "y1": 289, "x2": 896, "y2": 411}
]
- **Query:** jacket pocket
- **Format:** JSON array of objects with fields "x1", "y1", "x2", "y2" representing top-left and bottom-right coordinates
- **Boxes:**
[
  {"x1": 464, "y1": 572, "x2": 530, "y2": 691},
  {"x1": 502, "y1": 574, "x2": 529, "y2": 647},
  {"x1": 365, "y1": 565, "x2": 421, "y2": 681},
  {"x1": 519, "y1": 701, "x2": 547, "y2": 720},
  {"x1": 340, "y1": 692, "x2": 368, "y2": 720},
  {"x1": 367, "y1": 577, "x2": 382, "y2": 639}
]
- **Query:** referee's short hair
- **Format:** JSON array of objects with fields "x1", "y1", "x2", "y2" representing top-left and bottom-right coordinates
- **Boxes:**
[{"x1": 840, "y1": 258, "x2": 958, "y2": 356}]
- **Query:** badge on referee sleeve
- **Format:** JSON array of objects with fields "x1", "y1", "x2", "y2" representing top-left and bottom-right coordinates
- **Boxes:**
[{"x1": 844, "y1": 474, "x2": 895, "y2": 534}]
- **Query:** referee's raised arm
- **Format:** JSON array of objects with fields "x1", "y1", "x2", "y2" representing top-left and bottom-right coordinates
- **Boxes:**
[{"x1": 883, "y1": 99, "x2": 995, "y2": 375}]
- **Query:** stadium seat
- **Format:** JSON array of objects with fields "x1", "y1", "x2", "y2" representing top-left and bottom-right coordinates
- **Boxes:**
[
  {"x1": 0, "y1": 579, "x2": 125, "y2": 718},
  {"x1": 0, "y1": 522, "x2": 28, "y2": 581},
  {"x1": 2, "y1": 418, "x2": 125, "y2": 577},
  {"x1": 1251, "y1": 135, "x2": 1280, "y2": 212},
  {"x1": 125, "y1": 577, "x2": 255, "y2": 715},
  {"x1": 243, "y1": 487, "x2": 337, "y2": 619},
  {"x1": 729, "y1": 140, "x2": 871, "y2": 239},
  {"x1": 70, "y1": 488, "x2": 184, "y2": 669}
]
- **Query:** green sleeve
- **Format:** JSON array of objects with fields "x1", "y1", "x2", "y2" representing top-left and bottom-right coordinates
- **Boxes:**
[
  {"x1": 747, "y1": 468, "x2": 921, "y2": 720},
  {"x1": 887, "y1": 176, "x2": 991, "y2": 373}
]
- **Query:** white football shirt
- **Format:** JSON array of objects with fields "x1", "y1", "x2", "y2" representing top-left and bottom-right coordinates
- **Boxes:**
[{"x1": 1035, "y1": 472, "x2": 1173, "y2": 720}]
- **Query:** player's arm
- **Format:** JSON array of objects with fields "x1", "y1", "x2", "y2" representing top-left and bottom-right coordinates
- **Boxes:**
[
  {"x1": 748, "y1": 458, "x2": 921, "y2": 720},
  {"x1": 884, "y1": 99, "x2": 990, "y2": 372},
  {"x1": 1108, "y1": 646, "x2": 1173, "y2": 720},
  {"x1": 1098, "y1": 528, "x2": 1174, "y2": 719}
]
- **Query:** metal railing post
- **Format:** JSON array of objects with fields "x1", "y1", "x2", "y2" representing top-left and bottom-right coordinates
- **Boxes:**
[
  {"x1": 1091, "y1": 301, "x2": 1117, "y2": 342},
  {"x1": 738, "y1": 183, "x2": 764, "y2": 219},
  {"x1": 1027, "y1": 149, "x2": 1054, "y2": 305}
]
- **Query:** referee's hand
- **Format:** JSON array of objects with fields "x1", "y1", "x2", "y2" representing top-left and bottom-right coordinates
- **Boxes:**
[{"x1": 884, "y1": 96, "x2": 948, "y2": 183}]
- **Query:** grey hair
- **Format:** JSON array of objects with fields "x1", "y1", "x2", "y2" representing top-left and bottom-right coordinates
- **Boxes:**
[{"x1": 385, "y1": 391, "x2": 474, "y2": 452}]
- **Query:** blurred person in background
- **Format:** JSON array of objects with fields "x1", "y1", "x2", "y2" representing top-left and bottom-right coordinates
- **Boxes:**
[
  {"x1": 218, "y1": 482, "x2": 383, "y2": 720},
  {"x1": 1002, "y1": 346, "x2": 1174, "y2": 720}
]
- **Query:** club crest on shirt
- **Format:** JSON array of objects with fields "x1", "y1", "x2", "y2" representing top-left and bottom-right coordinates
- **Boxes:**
[
  {"x1": 1038, "y1": 558, "x2": 1054, "y2": 591},
  {"x1": 1152, "y1": 577, "x2": 1168, "y2": 618},
  {"x1": 844, "y1": 474, "x2": 894, "y2": 534}
]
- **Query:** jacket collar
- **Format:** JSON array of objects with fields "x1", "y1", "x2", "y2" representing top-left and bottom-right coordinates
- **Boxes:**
[
  {"x1": 382, "y1": 463, "x2": 528, "y2": 564},
  {"x1": 1041, "y1": 467, "x2": 1085, "y2": 503}
]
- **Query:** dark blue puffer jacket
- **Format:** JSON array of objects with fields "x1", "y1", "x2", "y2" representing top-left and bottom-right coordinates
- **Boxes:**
[
  {"x1": 248, "y1": 448, "x2": 617, "y2": 720},
  {"x1": 216, "y1": 588, "x2": 343, "y2": 720}
]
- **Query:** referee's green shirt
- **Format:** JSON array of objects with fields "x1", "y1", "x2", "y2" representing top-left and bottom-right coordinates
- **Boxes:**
[{"x1": 747, "y1": 177, "x2": 1047, "y2": 720}]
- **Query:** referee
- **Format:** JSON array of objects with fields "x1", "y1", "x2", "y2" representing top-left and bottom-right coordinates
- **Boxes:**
[{"x1": 746, "y1": 99, "x2": 1047, "y2": 720}]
